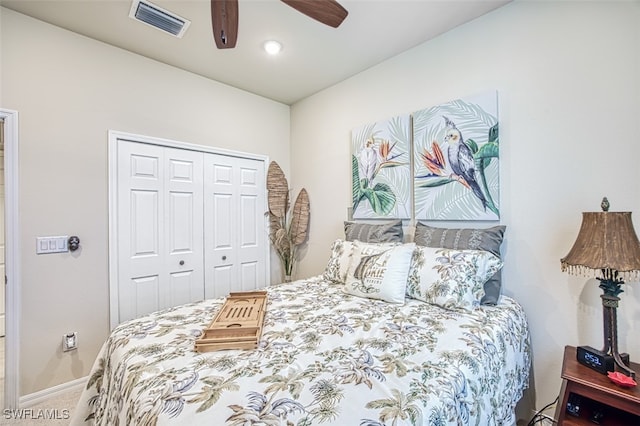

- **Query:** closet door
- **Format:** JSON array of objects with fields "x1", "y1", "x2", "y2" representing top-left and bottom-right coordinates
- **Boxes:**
[
  {"x1": 204, "y1": 154, "x2": 266, "y2": 299},
  {"x1": 117, "y1": 141, "x2": 204, "y2": 323}
]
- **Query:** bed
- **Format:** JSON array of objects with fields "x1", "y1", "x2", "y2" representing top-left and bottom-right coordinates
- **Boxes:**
[{"x1": 72, "y1": 237, "x2": 531, "y2": 426}]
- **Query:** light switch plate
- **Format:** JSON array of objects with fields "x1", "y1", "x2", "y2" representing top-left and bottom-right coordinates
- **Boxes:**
[{"x1": 36, "y1": 236, "x2": 69, "y2": 254}]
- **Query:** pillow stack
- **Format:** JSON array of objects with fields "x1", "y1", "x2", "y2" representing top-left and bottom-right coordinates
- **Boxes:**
[
  {"x1": 405, "y1": 246, "x2": 502, "y2": 311},
  {"x1": 322, "y1": 221, "x2": 505, "y2": 311},
  {"x1": 413, "y1": 223, "x2": 506, "y2": 305}
]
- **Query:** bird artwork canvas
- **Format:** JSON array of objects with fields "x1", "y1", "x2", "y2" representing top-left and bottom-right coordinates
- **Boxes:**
[
  {"x1": 351, "y1": 115, "x2": 411, "y2": 219},
  {"x1": 413, "y1": 90, "x2": 500, "y2": 220}
]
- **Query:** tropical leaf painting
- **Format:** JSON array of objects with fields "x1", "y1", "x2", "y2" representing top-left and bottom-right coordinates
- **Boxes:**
[
  {"x1": 351, "y1": 115, "x2": 411, "y2": 219},
  {"x1": 413, "y1": 90, "x2": 500, "y2": 220}
]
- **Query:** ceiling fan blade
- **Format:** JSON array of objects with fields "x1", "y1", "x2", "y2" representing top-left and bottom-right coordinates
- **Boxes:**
[
  {"x1": 211, "y1": 0, "x2": 238, "y2": 49},
  {"x1": 281, "y1": 0, "x2": 348, "y2": 28}
]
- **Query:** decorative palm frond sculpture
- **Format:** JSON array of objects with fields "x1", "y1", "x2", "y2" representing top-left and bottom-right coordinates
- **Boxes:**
[{"x1": 266, "y1": 161, "x2": 310, "y2": 281}]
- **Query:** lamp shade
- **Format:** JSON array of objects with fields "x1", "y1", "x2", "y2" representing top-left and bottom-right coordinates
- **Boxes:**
[{"x1": 561, "y1": 211, "x2": 640, "y2": 279}]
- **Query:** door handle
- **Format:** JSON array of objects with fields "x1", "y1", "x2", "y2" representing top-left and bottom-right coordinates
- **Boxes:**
[
  {"x1": 179, "y1": 260, "x2": 184, "y2": 266},
  {"x1": 222, "y1": 256, "x2": 227, "y2": 261}
]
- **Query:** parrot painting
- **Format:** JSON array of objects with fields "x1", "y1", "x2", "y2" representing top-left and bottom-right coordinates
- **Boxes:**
[
  {"x1": 357, "y1": 138, "x2": 377, "y2": 184},
  {"x1": 443, "y1": 116, "x2": 487, "y2": 210}
]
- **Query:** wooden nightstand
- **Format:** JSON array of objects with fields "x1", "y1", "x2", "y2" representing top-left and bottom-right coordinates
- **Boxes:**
[{"x1": 555, "y1": 345, "x2": 640, "y2": 425}]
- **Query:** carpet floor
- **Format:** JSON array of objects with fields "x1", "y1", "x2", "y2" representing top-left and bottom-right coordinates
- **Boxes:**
[{"x1": 1, "y1": 387, "x2": 82, "y2": 426}]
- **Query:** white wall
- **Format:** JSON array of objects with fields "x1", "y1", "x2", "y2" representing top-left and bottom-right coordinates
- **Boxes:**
[
  {"x1": 291, "y1": 0, "x2": 640, "y2": 418},
  {"x1": 1, "y1": 8, "x2": 290, "y2": 395}
]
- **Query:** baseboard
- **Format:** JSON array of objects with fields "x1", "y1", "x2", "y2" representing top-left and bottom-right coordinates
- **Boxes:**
[{"x1": 19, "y1": 376, "x2": 87, "y2": 408}]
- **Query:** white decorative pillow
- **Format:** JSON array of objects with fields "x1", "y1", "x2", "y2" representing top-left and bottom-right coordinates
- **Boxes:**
[
  {"x1": 344, "y1": 242, "x2": 415, "y2": 304},
  {"x1": 323, "y1": 239, "x2": 356, "y2": 283},
  {"x1": 406, "y1": 246, "x2": 503, "y2": 311}
]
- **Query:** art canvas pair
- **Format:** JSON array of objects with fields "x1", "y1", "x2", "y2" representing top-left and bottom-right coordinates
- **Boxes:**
[{"x1": 352, "y1": 90, "x2": 499, "y2": 221}]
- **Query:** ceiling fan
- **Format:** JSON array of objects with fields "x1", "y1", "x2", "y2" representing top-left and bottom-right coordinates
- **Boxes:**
[{"x1": 211, "y1": 0, "x2": 348, "y2": 49}]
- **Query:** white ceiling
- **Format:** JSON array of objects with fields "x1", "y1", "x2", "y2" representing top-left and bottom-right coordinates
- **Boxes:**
[{"x1": 1, "y1": 0, "x2": 511, "y2": 105}]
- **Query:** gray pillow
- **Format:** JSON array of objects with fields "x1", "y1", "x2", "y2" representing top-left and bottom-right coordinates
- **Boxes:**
[
  {"x1": 413, "y1": 222, "x2": 506, "y2": 305},
  {"x1": 344, "y1": 220, "x2": 403, "y2": 243}
]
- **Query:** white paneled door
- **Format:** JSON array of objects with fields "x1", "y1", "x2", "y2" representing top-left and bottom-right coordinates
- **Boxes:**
[
  {"x1": 117, "y1": 142, "x2": 204, "y2": 323},
  {"x1": 204, "y1": 154, "x2": 266, "y2": 299},
  {"x1": 114, "y1": 138, "x2": 267, "y2": 325}
]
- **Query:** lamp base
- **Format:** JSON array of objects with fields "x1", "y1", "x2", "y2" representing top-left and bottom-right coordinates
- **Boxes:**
[
  {"x1": 576, "y1": 345, "x2": 629, "y2": 375},
  {"x1": 598, "y1": 277, "x2": 636, "y2": 378}
]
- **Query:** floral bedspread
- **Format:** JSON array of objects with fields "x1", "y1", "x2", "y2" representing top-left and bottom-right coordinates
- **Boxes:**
[{"x1": 71, "y1": 276, "x2": 531, "y2": 426}]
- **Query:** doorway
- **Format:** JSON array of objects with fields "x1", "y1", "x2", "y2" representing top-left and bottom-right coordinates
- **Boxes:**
[
  {"x1": 0, "y1": 117, "x2": 5, "y2": 406},
  {"x1": 0, "y1": 109, "x2": 19, "y2": 409}
]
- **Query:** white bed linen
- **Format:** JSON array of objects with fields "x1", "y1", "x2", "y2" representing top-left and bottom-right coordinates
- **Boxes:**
[{"x1": 71, "y1": 276, "x2": 530, "y2": 425}]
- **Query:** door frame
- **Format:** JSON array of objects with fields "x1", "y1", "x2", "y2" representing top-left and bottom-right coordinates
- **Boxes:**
[
  {"x1": 108, "y1": 130, "x2": 270, "y2": 329},
  {"x1": 1, "y1": 109, "x2": 20, "y2": 409}
]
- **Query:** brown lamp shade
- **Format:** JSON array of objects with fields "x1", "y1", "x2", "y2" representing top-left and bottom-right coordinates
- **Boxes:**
[{"x1": 561, "y1": 211, "x2": 640, "y2": 279}]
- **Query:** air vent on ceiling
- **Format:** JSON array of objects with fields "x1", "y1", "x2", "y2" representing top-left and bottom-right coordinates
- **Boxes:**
[{"x1": 129, "y1": 0, "x2": 191, "y2": 38}]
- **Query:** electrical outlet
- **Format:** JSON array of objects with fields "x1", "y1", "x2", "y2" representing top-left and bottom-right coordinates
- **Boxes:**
[{"x1": 62, "y1": 332, "x2": 78, "y2": 352}]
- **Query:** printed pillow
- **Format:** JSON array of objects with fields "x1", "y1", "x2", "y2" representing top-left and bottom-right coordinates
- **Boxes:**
[
  {"x1": 344, "y1": 242, "x2": 415, "y2": 304},
  {"x1": 344, "y1": 220, "x2": 403, "y2": 243},
  {"x1": 323, "y1": 239, "x2": 398, "y2": 284},
  {"x1": 406, "y1": 246, "x2": 503, "y2": 311},
  {"x1": 323, "y1": 239, "x2": 356, "y2": 283},
  {"x1": 413, "y1": 223, "x2": 506, "y2": 305}
]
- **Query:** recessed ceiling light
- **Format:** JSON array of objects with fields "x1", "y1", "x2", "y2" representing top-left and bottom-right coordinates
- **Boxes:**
[{"x1": 263, "y1": 40, "x2": 283, "y2": 55}]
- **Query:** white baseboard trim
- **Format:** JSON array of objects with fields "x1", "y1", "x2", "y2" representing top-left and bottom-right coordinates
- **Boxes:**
[{"x1": 19, "y1": 376, "x2": 87, "y2": 408}]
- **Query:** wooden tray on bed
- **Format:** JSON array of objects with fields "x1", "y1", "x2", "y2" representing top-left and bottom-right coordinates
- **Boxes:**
[{"x1": 194, "y1": 290, "x2": 268, "y2": 352}]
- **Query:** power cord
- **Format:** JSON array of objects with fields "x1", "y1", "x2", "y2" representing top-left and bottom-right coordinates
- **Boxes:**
[{"x1": 527, "y1": 395, "x2": 559, "y2": 425}]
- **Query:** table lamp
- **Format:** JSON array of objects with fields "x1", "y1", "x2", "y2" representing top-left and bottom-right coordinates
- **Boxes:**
[{"x1": 561, "y1": 197, "x2": 640, "y2": 378}]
